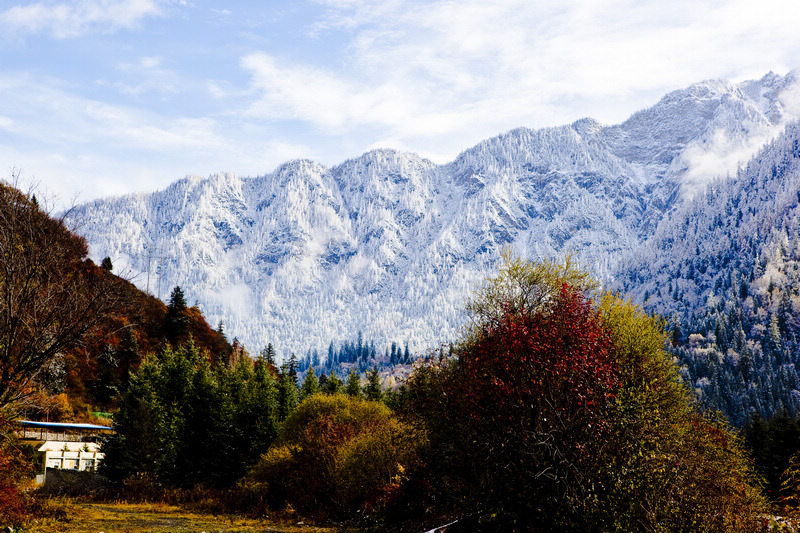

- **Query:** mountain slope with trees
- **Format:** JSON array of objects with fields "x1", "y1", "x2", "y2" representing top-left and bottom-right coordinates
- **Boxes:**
[
  {"x1": 615, "y1": 121, "x2": 800, "y2": 425},
  {"x1": 0, "y1": 180, "x2": 230, "y2": 427}
]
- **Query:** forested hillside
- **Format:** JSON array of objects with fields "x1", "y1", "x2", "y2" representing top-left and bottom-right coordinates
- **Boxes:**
[
  {"x1": 0, "y1": 182, "x2": 230, "y2": 425},
  {"x1": 617, "y1": 122, "x2": 800, "y2": 425}
]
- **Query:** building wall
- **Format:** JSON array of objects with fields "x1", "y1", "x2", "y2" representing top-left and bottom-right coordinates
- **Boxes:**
[{"x1": 38, "y1": 441, "x2": 104, "y2": 473}]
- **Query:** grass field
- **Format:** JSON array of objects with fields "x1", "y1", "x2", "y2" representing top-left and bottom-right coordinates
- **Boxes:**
[{"x1": 21, "y1": 501, "x2": 349, "y2": 533}]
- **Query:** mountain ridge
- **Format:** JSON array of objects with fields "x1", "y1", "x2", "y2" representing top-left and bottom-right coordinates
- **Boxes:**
[{"x1": 67, "y1": 70, "x2": 800, "y2": 356}]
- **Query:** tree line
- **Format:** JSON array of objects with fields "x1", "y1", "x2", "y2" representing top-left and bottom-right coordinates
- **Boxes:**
[{"x1": 100, "y1": 254, "x2": 770, "y2": 532}]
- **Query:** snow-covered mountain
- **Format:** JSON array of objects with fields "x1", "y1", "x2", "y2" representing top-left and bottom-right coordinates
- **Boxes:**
[
  {"x1": 613, "y1": 119, "x2": 800, "y2": 424},
  {"x1": 67, "y1": 71, "x2": 800, "y2": 356}
]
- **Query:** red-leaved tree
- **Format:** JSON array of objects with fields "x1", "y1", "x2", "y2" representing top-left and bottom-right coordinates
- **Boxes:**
[{"x1": 409, "y1": 283, "x2": 619, "y2": 529}]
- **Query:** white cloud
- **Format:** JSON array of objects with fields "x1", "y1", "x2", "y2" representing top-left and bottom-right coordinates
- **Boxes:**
[
  {"x1": 679, "y1": 73, "x2": 800, "y2": 198},
  {"x1": 241, "y1": 52, "x2": 419, "y2": 132},
  {"x1": 97, "y1": 55, "x2": 180, "y2": 96},
  {"x1": 241, "y1": 0, "x2": 800, "y2": 162},
  {"x1": 680, "y1": 128, "x2": 780, "y2": 199},
  {"x1": 139, "y1": 56, "x2": 161, "y2": 69},
  {"x1": 0, "y1": 72, "x2": 312, "y2": 207},
  {"x1": 0, "y1": 73, "x2": 221, "y2": 151},
  {"x1": 0, "y1": 0, "x2": 165, "y2": 39}
]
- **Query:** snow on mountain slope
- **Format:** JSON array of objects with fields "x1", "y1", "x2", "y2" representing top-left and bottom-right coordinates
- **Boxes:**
[
  {"x1": 612, "y1": 121, "x2": 800, "y2": 424},
  {"x1": 67, "y1": 71, "x2": 800, "y2": 356}
]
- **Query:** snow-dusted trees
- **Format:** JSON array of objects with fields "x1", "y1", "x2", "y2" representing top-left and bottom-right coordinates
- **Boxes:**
[{"x1": 617, "y1": 123, "x2": 800, "y2": 425}]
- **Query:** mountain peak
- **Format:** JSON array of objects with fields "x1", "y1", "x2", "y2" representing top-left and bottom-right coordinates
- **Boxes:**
[
  {"x1": 571, "y1": 117, "x2": 603, "y2": 137},
  {"x1": 274, "y1": 159, "x2": 327, "y2": 177}
]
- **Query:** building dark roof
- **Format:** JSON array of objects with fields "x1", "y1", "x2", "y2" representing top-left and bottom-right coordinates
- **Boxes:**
[{"x1": 17, "y1": 420, "x2": 112, "y2": 431}]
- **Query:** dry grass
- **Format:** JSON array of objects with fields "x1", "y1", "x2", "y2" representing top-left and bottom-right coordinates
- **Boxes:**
[{"x1": 21, "y1": 500, "x2": 352, "y2": 533}]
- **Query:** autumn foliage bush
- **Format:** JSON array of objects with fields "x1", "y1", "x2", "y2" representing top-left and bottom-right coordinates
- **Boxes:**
[
  {"x1": 247, "y1": 393, "x2": 421, "y2": 517},
  {"x1": 423, "y1": 284, "x2": 618, "y2": 526},
  {"x1": 0, "y1": 441, "x2": 32, "y2": 527}
]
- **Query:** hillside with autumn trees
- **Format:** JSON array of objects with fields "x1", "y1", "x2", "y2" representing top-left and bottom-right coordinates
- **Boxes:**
[
  {"x1": 0, "y1": 181, "x2": 232, "y2": 525},
  {"x1": 0, "y1": 184, "x2": 231, "y2": 427}
]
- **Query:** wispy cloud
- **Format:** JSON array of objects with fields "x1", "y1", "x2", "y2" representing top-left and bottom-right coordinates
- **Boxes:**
[
  {"x1": 0, "y1": 72, "x2": 311, "y2": 207},
  {"x1": 0, "y1": 0, "x2": 165, "y2": 39},
  {"x1": 96, "y1": 55, "x2": 181, "y2": 96},
  {"x1": 244, "y1": 0, "x2": 800, "y2": 153},
  {"x1": 241, "y1": 52, "x2": 421, "y2": 132}
]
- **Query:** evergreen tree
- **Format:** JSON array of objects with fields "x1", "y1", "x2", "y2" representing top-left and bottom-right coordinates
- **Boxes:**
[
  {"x1": 321, "y1": 372, "x2": 343, "y2": 395},
  {"x1": 100, "y1": 356, "x2": 163, "y2": 481},
  {"x1": 117, "y1": 328, "x2": 141, "y2": 381},
  {"x1": 178, "y1": 360, "x2": 229, "y2": 486},
  {"x1": 287, "y1": 353, "x2": 299, "y2": 384},
  {"x1": 300, "y1": 366, "x2": 319, "y2": 400},
  {"x1": 259, "y1": 343, "x2": 277, "y2": 369},
  {"x1": 345, "y1": 368, "x2": 362, "y2": 398},
  {"x1": 103, "y1": 342, "x2": 280, "y2": 487},
  {"x1": 165, "y1": 286, "x2": 190, "y2": 342},
  {"x1": 278, "y1": 363, "x2": 299, "y2": 421},
  {"x1": 92, "y1": 344, "x2": 120, "y2": 406},
  {"x1": 364, "y1": 367, "x2": 383, "y2": 402},
  {"x1": 226, "y1": 357, "x2": 278, "y2": 484},
  {"x1": 100, "y1": 256, "x2": 113, "y2": 271}
]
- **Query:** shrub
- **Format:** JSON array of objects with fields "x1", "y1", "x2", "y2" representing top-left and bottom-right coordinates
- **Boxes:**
[
  {"x1": 246, "y1": 393, "x2": 421, "y2": 517},
  {"x1": 0, "y1": 441, "x2": 32, "y2": 527},
  {"x1": 407, "y1": 283, "x2": 619, "y2": 530}
]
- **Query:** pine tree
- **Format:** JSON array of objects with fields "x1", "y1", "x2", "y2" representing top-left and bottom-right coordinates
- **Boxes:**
[
  {"x1": 100, "y1": 357, "x2": 164, "y2": 481},
  {"x1": 345, "y1": 368, "x2": 362, "y2": 398},
  {"x1": 237, "y1": 357, "x2": 279, "y2": 473},
  {"x1": 278, "y1": 364, "x2": 299, "y2": 421},
  {"x1": 118, "y1": 328, "x2": 141, "y2": 381},
  {"x1": 179, "y1": 360, "x2": 227, "y2": 486},
  {"x1": 300, "y1": 366, "x2": 319, "y2": 400},
  {"x1": 165, "y1": 285, "x2": 190, "y2": 342},
  {"x1": 100, "y1": 256, "x2": 113, "y2": 271},
  {"x1": 364, "y1": 367, "x2": 383, "y2": 402},
  {"x1": 92, "y1": 344, "x2": 120, "y2": 405},
  {"x1": 259, "y1": 343, "x2": 277, "y2": 369},
  {"x1": 322, "y1": 372, "x2": 344, "y2": 394},
  {"x1": 288, "y1": 353, "x2": 299, "y2": 384}
]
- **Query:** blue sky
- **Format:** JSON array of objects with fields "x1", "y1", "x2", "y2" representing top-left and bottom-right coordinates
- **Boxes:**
[{"x1": 1, "y1": 0, "x2": 799, "y2": 207}]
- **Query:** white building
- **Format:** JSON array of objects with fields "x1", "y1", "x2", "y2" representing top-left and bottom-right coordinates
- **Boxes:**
[
  {"x1": 38, "y1": 440, "x2": 103, "y2": 472},
  {"x1": 16, "y1": 420, "x2": 112, "y2": 484}
]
